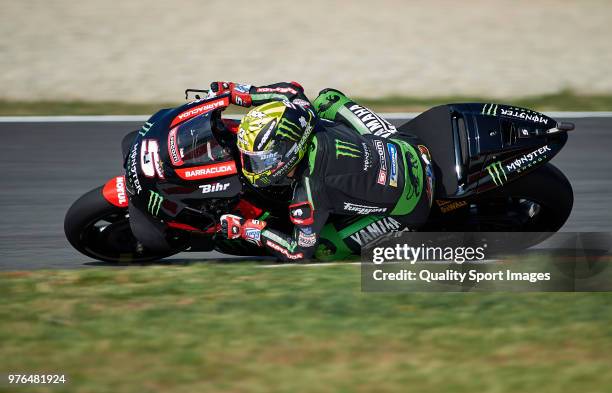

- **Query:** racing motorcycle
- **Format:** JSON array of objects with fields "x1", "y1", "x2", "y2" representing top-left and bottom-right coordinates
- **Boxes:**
[{"x1": 64, "y1": 90, "x2": 575, "y2": 263}]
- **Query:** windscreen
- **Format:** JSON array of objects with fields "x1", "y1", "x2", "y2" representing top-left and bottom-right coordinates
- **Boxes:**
[{"x1": 170, "y1": 112, "x2": 231, "y2": 166}]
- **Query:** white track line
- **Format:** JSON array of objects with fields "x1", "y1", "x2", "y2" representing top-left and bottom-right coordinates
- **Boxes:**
[
  {"x1": 259, "y1": 262, "x2": 362, "y2": 268},
  {"x1": 258, "y1": 259, "x2": 500, "y2": 268},
  {"x1": 0, "y1": 112, "x2": 610, "y2": 123}
]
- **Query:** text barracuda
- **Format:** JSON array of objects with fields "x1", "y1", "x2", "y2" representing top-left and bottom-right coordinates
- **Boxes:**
[
  {"x1": 184, "y1": 164, "x2": 233, "y2": 178},
  {"x1": 176, "y1": 100, "x2": 225, "y2": 122}
]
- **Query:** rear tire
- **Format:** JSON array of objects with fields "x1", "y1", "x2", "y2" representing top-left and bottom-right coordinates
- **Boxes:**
[
  {"x1": 426, "y1": 163, "x2": 573, "y2": 250},
  {"x1": 64, "y1": 186, "x2": 183, "y2": 263},
  {"x1": 479, "y1": 163, "x2": 573, "y2": 232}
]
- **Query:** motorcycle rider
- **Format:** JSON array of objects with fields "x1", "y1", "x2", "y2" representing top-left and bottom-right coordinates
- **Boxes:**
[{"x1": 214, "y1": 81, "x2": 435, "y2": 262}]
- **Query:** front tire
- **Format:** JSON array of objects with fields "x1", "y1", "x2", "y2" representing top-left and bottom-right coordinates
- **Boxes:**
[{"x1": 64, "y1": 186, "x2": 183, "y2": 263}]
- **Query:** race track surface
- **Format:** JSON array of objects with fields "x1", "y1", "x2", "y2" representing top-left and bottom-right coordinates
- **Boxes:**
[{"x1": 1, "y1": 117, "x2": 610, "y2": 270}]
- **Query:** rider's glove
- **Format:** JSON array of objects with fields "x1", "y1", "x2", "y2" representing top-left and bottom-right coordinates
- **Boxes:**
[
  {"x1": 219, "y1": 214, "x2": 267, "y2": 246},
  {"x1": 210, "y1": 82, "x2": 253, "y2": 107}
]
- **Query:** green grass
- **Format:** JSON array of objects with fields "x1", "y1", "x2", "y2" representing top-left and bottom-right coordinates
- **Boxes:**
[
  {"x1": 1, "y1": 90, "x2": 611, "y2": 116},
  {"x1": 1, "y1": 264, "x2": 611, "y2": 393}
]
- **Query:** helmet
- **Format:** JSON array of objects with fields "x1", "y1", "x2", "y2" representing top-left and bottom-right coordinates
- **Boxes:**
[{"x1": 237, "y1": 101, "x2": 315, "y2": 187}]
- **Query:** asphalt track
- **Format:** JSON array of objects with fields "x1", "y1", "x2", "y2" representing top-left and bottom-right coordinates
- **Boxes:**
[{"x1": 1, "y1": 117, "x2": 610, "y2": 270}]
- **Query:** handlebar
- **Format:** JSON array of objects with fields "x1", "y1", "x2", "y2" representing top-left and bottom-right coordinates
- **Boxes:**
[{"x1": 184, "y1": 88, "x2": 211, "y2": 100}]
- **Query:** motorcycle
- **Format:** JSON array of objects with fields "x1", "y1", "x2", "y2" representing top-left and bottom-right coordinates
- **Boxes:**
[{"x1": 64, "y1": 89, "x2": 575, "y2": 263}]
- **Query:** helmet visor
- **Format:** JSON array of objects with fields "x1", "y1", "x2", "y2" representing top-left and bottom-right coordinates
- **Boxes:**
[{"x1": 240, "y1": 147, "x2": 284, "y2": 174}]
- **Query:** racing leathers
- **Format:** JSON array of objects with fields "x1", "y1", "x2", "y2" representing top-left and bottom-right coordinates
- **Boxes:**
[{"x1": 217, "y1": 82, "x2": 434, "y2": 261}]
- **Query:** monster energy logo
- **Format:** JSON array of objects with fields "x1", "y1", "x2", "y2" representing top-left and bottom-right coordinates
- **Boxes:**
[
  {"x1": 139, "y1": 121, "x2": 154, "y2": 136},
  {"x1": 276, "y1": 118, "x2": 302, "y2": 142},
  {"x1": 482, "y1": 104, "x2": 498, "y2": 116},
  {"x1": 335, "y1": 139, "x2": 362, "y2": 159},
  {"x1": 147, "y1": 190, "x2": 164, "y2": 215},
  {"x1": 486, "y1": 161, "x2": 508, "y2": 186}
]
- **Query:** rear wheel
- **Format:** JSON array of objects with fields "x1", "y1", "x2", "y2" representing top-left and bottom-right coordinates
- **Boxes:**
[
  {"x1": 64, "y1": 186, "x2": 184, "y2": 263},
  {"x1": 472, "y1": 163, "x2": 573, "y2": 232},
  {"x1": 427, "y1": 163, "x2": 573, "y2": 247}
]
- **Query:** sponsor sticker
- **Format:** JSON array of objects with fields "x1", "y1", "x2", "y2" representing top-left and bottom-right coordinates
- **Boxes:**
[
  {"x1": 298, "y1": 231, "x2": 317, "y2": 247},
  {"x1": 167, "y1": 127, "x2": 184, "y2": 166},
  {"x1": 102, "y1": 176, "x2": 128, "y2": 207},
  {"x1": 386, "y1": 143, "x2": 398, "y2": 187},
  {"x1": 293, "y1": 98, "x2": 310, "y2": 108},
  {"x1": 141, "y1": 139, "x2": 165, "y2": 179},
  {"x1": 436, "y1": 199, "x2": 468, "y2": 213},
  {"x1": 374, "y1": 140, "x2": 387, "y2": 184},
  {"x1": 299, "y1": 116, "x2": 308, "y2": 128},
  {"x1": 348, "y1": 217, "x2": 402, "y2": 247},
  {"x1": 300, "y1": 227, "x2": 313, "y2": 235},
  {"x1": 234, "y1": 83, "x2": 251, "y2": 93},
  {"x1": 139, "y1": 121, "x2": 154, "y2": 137},
  {"x1": 199, "y1": 182, "x2": 230, "y2": 194},
  {"x1": 170, "y1": 97, "x2": 229, "y2": 127},
  {"x1": 256, "y1": 86, "x2": 298, "y2": 95},
  {"x1": 256, "y1": 120, "x2": 276, "y2": 150},
  {"x1": 486, "y1": 161, "x2": 507, "y2": 186},
  {"x1": 361, "y1": 142, "x2": 373, "y2": 171},
  {"x1": 282, "y1": 100, "x2": 296, "y2": 109},
  {"x1": 505, "y1": 145, "x2": 551, "y2": 173},
  {"x1": 175, "y1": 161, "x2": 237, "y2": 181},
  {"x1": 265, "y1": 240, "x2": 304, "y2": 260},
  {"x1": 343, "y1": 202, "x2": 387, "y2": 214},
  {"x1": 126, "y1": 142, "x2": 142, "y2": 194},
  {"x1": 244, "y1": 228, "x2": 261, "y2": 242},
  {"x1": 417, "y1": 145, "x2": 431, "y2": 165},
  {"x1": 348, "y1": 104, "x2": 397, "y2": 138},
  {"x1": 499, "y1": 107, "x2": 549, "y2": 125},
  {"x1": 425, "y1": 164, "x2": 434, "y2": 207},
  {"x1": 147, "y1": 190, "x2": 164, "y2": 216}
]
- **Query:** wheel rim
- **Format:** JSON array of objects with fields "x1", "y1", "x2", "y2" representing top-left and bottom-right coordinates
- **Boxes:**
[{"x1": 80, "y1": 212, "x2": 166, "y2": 263}]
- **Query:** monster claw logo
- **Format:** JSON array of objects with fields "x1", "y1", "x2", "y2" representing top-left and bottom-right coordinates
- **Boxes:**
[
  {"x1": 481, "y1": 104, "x2": 499, "y2": 116},
  {"x1": 147, "y1": 190, "x2": 164, "y2": 216},
  {"x1": 139, "y1": 121, "x2": 154, "y2": 136},
  {"x1": 276, "y1": 118, "x2": 302, "y2": 142},
  {"x1": 335, "y1": 139, "x2": 362, "y2": 159},
  {"x1": 486, "y1": 161, "x2": 508, "y2": 186}
]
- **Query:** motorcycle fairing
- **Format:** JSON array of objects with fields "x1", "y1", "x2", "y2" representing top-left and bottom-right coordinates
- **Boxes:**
[{"x1": 398, "y1": 103, "x2": 569, "y2": 198}]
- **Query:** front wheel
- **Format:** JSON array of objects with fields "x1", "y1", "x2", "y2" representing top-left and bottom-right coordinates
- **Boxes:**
[{"x1": 64, "y1": 186, "x2": 184, "y2": 263}]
